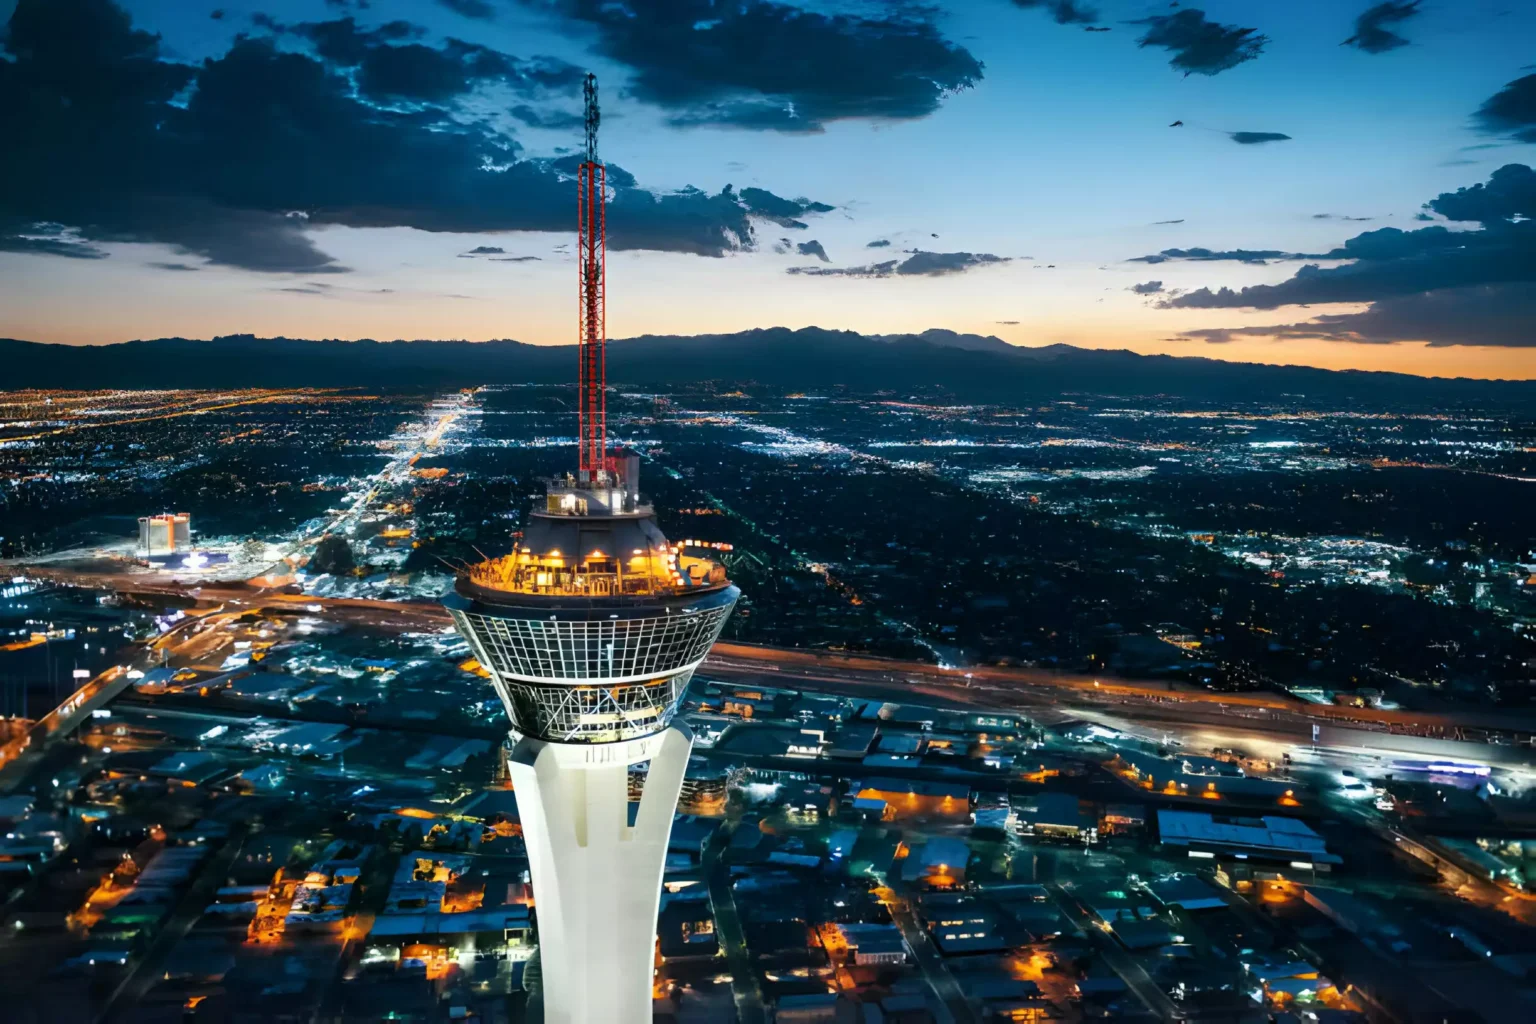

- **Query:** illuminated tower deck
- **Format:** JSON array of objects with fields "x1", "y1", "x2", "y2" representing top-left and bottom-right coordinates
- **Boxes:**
[
  {"x1": 447, "y1": 465, "x2": 737, "y2": 746},
  {"x1": 445, "y1": 466, "x2": 737, "y2": 1023}
]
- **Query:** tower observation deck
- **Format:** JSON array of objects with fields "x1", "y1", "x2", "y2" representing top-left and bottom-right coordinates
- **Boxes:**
[
  {"x1": 446, "y1": 461, "x2": 738, "y2": 745},
  {"x1": 442, "y1": 73, "x2": 737, "y2": 1024}
]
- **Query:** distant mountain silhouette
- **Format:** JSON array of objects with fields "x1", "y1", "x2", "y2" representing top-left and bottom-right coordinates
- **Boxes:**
[{"x1": 3, "y1": 329, "x2": 1532, "y2": 406}]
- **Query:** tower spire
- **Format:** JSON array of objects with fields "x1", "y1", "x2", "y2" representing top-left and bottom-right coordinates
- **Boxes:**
[{"x1": 577, "y1": 72, "x2": 608, "y2": 479}]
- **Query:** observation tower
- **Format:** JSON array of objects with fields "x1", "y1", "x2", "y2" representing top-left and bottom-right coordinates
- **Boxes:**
[{"x1": 443, "y1": 74, "x2": 738, "y2": 1024}]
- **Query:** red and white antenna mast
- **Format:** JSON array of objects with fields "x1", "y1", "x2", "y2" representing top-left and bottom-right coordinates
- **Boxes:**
[{"x1": 577, "y1": 73, "x2": 609, "y2": 480}]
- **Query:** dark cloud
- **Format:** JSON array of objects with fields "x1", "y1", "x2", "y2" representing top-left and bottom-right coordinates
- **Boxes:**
[
  {"x1": 147, "y1": 261, "x2": 200, "y2": 271},
  {"x1": 520, "y1": 0, "x2": 983, "y2": 133},
  {"x1": 1474, "y1": 75, "x2": 1536, "y2": 144},
  {"x1": 1165, "y1": 231, "x2": 1531, "y2": 309},
  {"x1": 1153, "y1": 219, "x2": 1185, "y2": 225},
  {"x1": 1134, "y1": 9, "x2": 1268, "y2": 76},
  {"x1": 1130, "y1": 280, "x2": 1164, "y2": 294},
  {"x1": 0, "y1": 0, "x2": 831, "y2": 271},
  {"x1": 0, "y1": 223, "x2": 110, "y2": 259},
  {"x1": 0, "y1": 235, "x2": 108, "y2": 259},
  {"x1": 283, "y1": 16, "x2": 421, "y2": 65},
  {"x1": 788, "y1": 250, "x2": 1009, "y2": 278},
  {"x1": 796, "y1": 239, "x2": 830, "y2": 262},
  {"x1": 867, "y1": 238, "x2": 892, "y2": 248},
  {"x1": 509, "y1": 104, "x2": 585, "y2": 130},
  {"x1": 462, "y1": 245, "x2": 505, "y2": 255},
  {"x1": 1129, "y1": 248, "x2": 1312, "y2": 265},
  {"x1": 491, "y1": 255, "x2": 541, "y2": 262},
  {"x1": 548, "y1": 154, "x2": 637, "y2": 189},
  {"x1": 1009, "y1": 0, "x2": 1098, "y2": 26},
  {"x1": 436, "y1": 0, "x2": 495, "y2": 19},
  {"x1": 284, "y1": 17, "x2": 582, "y2": 107},
  {"x1": 899, "y1": 251, "x2": 1010, "y2": 276},
  {"x1": 1343, "y1": 2, "x2": 1420, "y2": 55},
  {"x1": 737, "y1": 187, "x2": 835, "y2": 229},
  {"x1": 996, "y1": 320, "x2": 1020, "y2": 324},
  {"x1": 1424, "y1": 162, "x2": 1536, "y2": 223},
  {"x1": 1176, "y1": 285, "x2": 1536, "y2": 348},
  {"x1": 1163, "y1": 166, "x2": 1536, "y2": 342},
  {"x1": 1229, "y1": 131, "x2": 1291, "y2": 145},
  {"x1": 1313, "y1": 213, "x2": 1374, "y2": 221}
]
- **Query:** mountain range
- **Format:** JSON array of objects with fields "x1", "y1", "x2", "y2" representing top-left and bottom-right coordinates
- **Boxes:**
[{"x1": 4, "y1": 328, "x2": 1532, "y2": 406}]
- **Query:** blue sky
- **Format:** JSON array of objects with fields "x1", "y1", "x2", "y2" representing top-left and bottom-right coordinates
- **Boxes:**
[{"x1": 2, "y1": 0, "x2": 1534, "y2": 377}]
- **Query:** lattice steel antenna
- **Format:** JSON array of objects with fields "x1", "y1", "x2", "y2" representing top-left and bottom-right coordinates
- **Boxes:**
[{"x1": 577, "y1": 72, "x2": 608, "y2": 478}]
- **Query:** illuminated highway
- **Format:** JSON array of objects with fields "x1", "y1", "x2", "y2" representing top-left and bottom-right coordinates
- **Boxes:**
[
  {"x1": 0, "y1": 607, "x2": 214, "y2": 783},
  {"x1": 10, "y1": 571, "x2": 1536, "y2": 775}
]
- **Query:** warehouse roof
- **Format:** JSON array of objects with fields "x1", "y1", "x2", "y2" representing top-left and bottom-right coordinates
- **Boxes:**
[{"x1": 1157, "y1": 810, "x2": 1341, "y2": 864}]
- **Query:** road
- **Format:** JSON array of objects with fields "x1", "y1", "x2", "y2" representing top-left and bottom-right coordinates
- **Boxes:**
[
  {"x1": 1048, "y1": 883, "x2": 1175, "y2": 1022},
  {"x1": 703, "y1": 643, "x2": 1536, "y2": 742},
  {"x1": 701, "y1": 821, "x2": 768, "y2": 1024},
  {"x1": 94, "y1": 827, "x2": 248, "y2": 1024},
  {"x1": 0, "y1": 610, "x2": 213, "y2": 787},
  {"x1": 5, "y1": 568, "x2": 1531, "y2": 814},
  {"x1": 882, "y1": 891, "x2": 972, "y2": 1024},
  {"x1": 16, "y1": 567, "x2": 1536, "y2": 752}
]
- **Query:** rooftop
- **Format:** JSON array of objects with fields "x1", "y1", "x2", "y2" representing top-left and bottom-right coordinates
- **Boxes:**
[{"x1": 1157, "y1": 809, "x2": 1341, "y2": 864}]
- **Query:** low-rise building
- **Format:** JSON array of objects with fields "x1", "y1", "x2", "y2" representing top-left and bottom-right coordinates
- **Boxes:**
[
  {"x1": 836, "y1": 923, "x2": 908, "y2": 966},
  {"x1": 1158, "y1": 810, "x2": 1340, "y2": 866},
  {"x1": 1023, "y1": 791, "x2": 1095, "y2": 841}
]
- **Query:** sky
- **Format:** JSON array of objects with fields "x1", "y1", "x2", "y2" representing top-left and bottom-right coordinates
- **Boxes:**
[{"x1": 2, "y1": 0, "x2": 1535, "y2": 378}]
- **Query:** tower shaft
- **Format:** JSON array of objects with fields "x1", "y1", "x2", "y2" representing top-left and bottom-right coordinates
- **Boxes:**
[{"x1": 509, "y1": 726, "x2": 692, "y2": 1023}]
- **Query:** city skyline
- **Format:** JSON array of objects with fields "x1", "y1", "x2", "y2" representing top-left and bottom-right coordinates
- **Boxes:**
[{"x1": 2, "y1": 0, "x2": 1535, "y2": 379}]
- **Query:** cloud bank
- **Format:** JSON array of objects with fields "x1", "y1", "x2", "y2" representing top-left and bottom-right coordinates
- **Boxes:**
[
  {"x1": 1167, "y1": 164, "x2": 1536, "y2": 346},
  {"x1": 520, "y1": 0, "x2": 983, "y2": 133},
  {"x1": 788, "y1": 250, "x2": 1010, "y2": 278},
  {"x1": 0, "y1": 0, "x2": 833, "y2": 271}
]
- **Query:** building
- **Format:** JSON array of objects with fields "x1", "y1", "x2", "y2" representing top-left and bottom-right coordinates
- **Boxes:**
[
  {"x1": 1026, "y1": 791, "x2": 1095, "y2": 841},
  {"x1": 1144, "y1": 873, "x2": 1227, "y2": 911},
  {"x1": 1157, "y1": 810, "x2": 1341, "y2": 866},
  {"x1": 774, "y1": 993, "x2": 846, "y2": 1023},
  {"x1": 1113, "y1": 747, "x2": 1296, "y2": 802},
  {"x1": 443, "y1": 79, "x2": 736, "y2": 1023},
  {"x1": 855, "y1": 778, "x2": 971, "y2": 822},
  {"x1": 1101, "y1": 802, "x2": 1146, "y2": 835},
  {"x1": 677, "y1": 757, "x2": 729, "y2": 814},
  {"x1": 828, "y1": 720, "x2": 877, "y2": 759},
  {"x1": 138, "y1": 512, "x2": 190, "y2": 557},
  {"x1": 657, "y1": 893, "x2": 718, "y2": 960},
  {"x1": 919, "y1": 894, "x2": 1009, "y2": 956},
  {"x1": 835, "y1": 923, "x2": 909, "y2": 966},
  {"x1": 902, "y1": 835, "x2": 971, "y2": 888}
]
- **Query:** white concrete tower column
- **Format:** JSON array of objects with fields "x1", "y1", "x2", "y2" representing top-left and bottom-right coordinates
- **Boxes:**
[{"x1": 509, "y1": 722, "x2": 694, "y2": 1024}]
